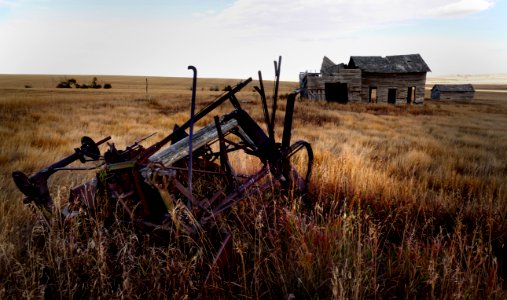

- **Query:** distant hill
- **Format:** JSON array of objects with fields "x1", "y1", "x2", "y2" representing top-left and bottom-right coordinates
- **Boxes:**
[{"x1": 427, "y1": 74, "x2": 507, "y2": 84}]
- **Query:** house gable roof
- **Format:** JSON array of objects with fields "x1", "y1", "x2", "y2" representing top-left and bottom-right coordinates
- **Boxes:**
[
  {"x1": 348, "y1": 54, "x2": 431, "y2": 73},
  {"x1": 321, "y1": 56, "x2": 335, "y2": 73},
  {"x1": 432, "y1": 84, "x2": 475, "y2": 92},
  {"x1": 321, "y1": 56, "x2": 345, "y2": 75}
]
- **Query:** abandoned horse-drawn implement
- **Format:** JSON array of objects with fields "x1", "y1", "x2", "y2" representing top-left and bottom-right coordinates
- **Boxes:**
[{"x1": 11, "y1": 57, "x2": 314, "y2": 283}]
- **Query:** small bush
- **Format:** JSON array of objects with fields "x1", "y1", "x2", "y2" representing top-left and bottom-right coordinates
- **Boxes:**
[
  {"x1": 56, "y1": 77, "x2": 108, "y2": 89},
  {"x1": 24, "y1": 85, "x2": 32, "y2": 88},
  {"x1": 90, "y1": 77, "x2": 101, "y2": 89},
  {"x1": 104, "y1": 83, "x2": 112, "y2": 89},
  {"x1": 56, "y1": 82, "x2": 71, "y2": 88},
  {"x1": 67, "y1": 78, "x2": 78, "y2": 88}
]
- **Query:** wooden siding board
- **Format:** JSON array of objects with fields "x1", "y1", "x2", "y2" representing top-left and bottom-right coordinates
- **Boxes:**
[
  {"x1": 434, "y1": 91, "x2": 475, "y2": 101},
  {"x1": 361, "y1": 73, "x2": 426, "y2": 104},
  {"x1": 306, "y1": 69, "x2": 362, "y2": 101}
]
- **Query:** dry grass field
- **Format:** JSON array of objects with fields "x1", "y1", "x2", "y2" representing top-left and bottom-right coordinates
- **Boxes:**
[{"x1": 0, "y1": 74, "x2": 506, "y2": 298}]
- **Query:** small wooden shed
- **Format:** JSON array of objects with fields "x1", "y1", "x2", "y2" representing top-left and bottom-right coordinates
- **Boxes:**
[{"x1": 431, "y1": 84, "x2": 475, "y2": 101}]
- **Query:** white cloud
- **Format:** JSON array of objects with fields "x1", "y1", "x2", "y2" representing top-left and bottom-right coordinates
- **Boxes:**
[
  {"x1": 0, "y1": 0, "x2": 501, "y2": 79},
  {"x1": 0, "y1": 0, "x2": 51, "y2": 11},
  {"x1": 0, "y1": 0, "x2": 17, "y2": 7},
  {"x1": 202, "y1": 0, "x2": 495, "y2": 40},
  {"x1": 432, "y1": 0, "x2": 494, "y2": 16}
]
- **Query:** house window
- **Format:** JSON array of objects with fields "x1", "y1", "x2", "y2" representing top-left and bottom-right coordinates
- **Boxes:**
[
  {"x1": 407, "y1": 86, "x2": 416, "y2": 104},
  {"x1": 369, "y1": 87, "x2": 377, "y2": 103}
]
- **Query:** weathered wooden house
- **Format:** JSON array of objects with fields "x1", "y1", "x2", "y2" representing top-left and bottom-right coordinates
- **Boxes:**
[
  {"x1": 431, "y1": 84, "x2": 475, "y2": 101},
  {"x1": 300, "y1": 54, "x2": 431, "y2": 104}
]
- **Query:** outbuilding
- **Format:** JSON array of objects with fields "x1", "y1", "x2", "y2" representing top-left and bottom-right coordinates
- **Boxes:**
[{"x1": 431, "y1": 84, "x2": 475, "y2": 101}]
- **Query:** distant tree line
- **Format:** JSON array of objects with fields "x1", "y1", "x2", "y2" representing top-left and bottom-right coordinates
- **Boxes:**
[{"x1": 56, "y1": 77, "x2": 112, "y2": 89}]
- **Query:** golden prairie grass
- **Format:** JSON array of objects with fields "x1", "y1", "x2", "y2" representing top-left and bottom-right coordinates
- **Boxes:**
[{"x1": 0, "y1": 74, "x2": 506, "y2": 298}]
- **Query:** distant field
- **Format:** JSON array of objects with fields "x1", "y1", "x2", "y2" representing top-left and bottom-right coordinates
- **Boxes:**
[
  {"x1": 427, "y1": 73, "x2": 507, "y2": 84},
  {"x1": 0, "y1": 74, "x2": 506, "y2": 298},
  {"x1": 0, "y1": 74, "x2": 298, "y2": 92}
]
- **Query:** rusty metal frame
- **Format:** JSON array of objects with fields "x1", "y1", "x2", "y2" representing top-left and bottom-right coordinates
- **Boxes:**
[{"x1": 11, "y1": 57, "x2": 314, "y2": 286}]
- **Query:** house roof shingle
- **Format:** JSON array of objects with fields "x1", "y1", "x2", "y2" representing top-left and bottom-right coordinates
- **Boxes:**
[{"x1": 348, "y1": 54, "x2": 431, "y2": 73}]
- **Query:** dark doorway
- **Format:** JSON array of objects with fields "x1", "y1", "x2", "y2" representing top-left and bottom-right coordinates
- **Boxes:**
[
  {"x1": 407, "y1": 86, "x2": 416, "y2": 104},
  {"x1": 325, "y1": 82, "x2": 348, "y2": 103},
  {"x1": 388, "y1": 88, "x2": 397, "y2": 104},
  {"x1": 369, "y1": 87, "x2": 377, "y2": 103}
]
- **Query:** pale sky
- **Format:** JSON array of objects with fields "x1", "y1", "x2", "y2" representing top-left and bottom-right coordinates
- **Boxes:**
[{"x1": 0, "y1": 0, "x2": 505, "y2": 80}]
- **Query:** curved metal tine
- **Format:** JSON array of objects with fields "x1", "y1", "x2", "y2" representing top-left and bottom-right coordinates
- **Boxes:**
[
  {"x1": 254, "y1": 70, "x2": 271, "y2": 134},
  {"x1": 286, "y1": 140, "x2": 314, "y2": 187},
  {"x1": 269, "y1": 56, "x2": 282, "y2": 142},
  {"x1": 187, "y1": 65, "x2": 198, "y2": 209},
  {"x1": 281, "y1": 89, "x2": 300, "y2": 150},
  {"x1": 214, "y1": 116, "x2": 237, "y2": 191}
]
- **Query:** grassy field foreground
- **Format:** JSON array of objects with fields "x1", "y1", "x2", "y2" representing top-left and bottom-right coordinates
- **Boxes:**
[{"x1": 0, "y1": 75, "x2": 506, "y2": 298}]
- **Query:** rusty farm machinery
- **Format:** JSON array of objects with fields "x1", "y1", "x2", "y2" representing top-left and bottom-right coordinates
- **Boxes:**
[{"x1": 12, "y1": 57, "x2": 314, "y2": 284}]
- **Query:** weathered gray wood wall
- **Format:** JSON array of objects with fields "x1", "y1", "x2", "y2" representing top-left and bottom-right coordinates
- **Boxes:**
[
  {"x1": 361, "y1": 73, "x2": 426, "y2": 104},
  {"x1": 305, "y1": 70, "x2": 426, "y2": 104},
  {"x1": 306, "y1": 69, "x2": 361, "y2": 101},
  {"x1": 435, "y1": 92, "x2": 474, "y2": 101}
]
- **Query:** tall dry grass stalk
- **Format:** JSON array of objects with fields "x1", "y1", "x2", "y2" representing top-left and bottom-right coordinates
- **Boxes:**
[{"x1": 0, "y1": 75, "x2": 506, "y2": 298}]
